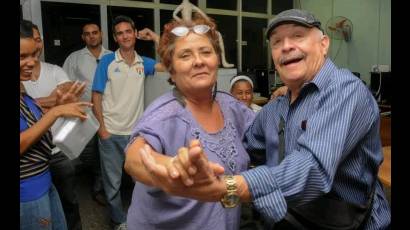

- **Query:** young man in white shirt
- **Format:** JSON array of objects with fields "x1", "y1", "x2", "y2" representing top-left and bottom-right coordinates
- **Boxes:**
[{"x1": 63, "y1": 22, "x2": 112, "y2": 207}]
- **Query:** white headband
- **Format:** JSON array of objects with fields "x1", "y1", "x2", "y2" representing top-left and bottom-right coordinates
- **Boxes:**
[{"x1": 230, "y1": 75, "x2": 254, "y2": 89}]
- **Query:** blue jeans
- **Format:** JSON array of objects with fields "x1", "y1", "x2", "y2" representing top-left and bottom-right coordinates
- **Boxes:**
[
  {"x1": 20, "y1": 184, "x2": 67, "y2": 230},
  {"x1": 98, "y1": 134, "x2": 130, "y2": 224}
]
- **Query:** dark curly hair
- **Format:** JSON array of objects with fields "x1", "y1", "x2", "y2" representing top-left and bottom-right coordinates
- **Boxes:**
[{"x1": 158, "y1": 13, "x2": 221, "y2": 84}]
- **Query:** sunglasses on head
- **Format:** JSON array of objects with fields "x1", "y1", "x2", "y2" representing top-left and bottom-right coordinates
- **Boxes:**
[{"x1": 170, "y1": 25, "x2": 211, "y2": 37}]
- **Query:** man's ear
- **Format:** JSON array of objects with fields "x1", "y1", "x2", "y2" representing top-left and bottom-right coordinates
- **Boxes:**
[
  {"x1": 320, "y1": 34, "x2": 330, "y2": 57},
  {"x1": 81, "y1": 34, "x2": 85, "y2": 42},
  {"x1": 113, "y1": 33, "x2": 117, "y2": 42}
]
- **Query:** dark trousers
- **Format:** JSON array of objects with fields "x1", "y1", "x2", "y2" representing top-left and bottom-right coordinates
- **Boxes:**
[
  {"x1": 76, "y1": 134, "x2": 103, "y2": 194},
  {"x1": 50, "y1": 151, "x2": 82, "y2": 230}
]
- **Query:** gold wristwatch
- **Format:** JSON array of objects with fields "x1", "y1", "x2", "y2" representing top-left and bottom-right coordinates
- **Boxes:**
[{"x1": 220, "y1": 175, "x2": 240, "y2": 208}]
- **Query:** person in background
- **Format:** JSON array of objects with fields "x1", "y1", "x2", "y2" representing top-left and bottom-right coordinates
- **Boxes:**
[
  {"x1": 20, "y1": 19, "x2": 91, "y2": 230},
  {"x1": 23, "y1": 23, "x2": 85, "y2": 230},
  {"x1": 139, "y1": 9, "x2": 391, "y2": 230},
  {"x1": 63, "y1": 22, "x2": 111, "y2": 207},
  {"x1": 91, "y1": 15, "x2": 162, "y2": 230},
  {"x1": 229, "y1": 75, "x2": 262, "y2": 113},
  {"x1": 24, "y1": 24, "x2": 73, "y2": 112},
  {"x1": 123, "y1": 13, "x2": 255, "y2": 230}
]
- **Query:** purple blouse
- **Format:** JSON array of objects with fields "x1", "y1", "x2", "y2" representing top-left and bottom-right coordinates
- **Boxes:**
[{"x1": 126, "y1": 91, "x2": 255, "y2": 230}]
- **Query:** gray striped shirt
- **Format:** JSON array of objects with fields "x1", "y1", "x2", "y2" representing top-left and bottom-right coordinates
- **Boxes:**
[{"x1": 242, "y1": 58, "x2": 390, "y2": 229}]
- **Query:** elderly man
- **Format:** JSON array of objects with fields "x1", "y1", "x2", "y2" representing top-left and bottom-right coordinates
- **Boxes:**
[{"x1": 140, "y1": 9, "x2": 391, "y2": 230}]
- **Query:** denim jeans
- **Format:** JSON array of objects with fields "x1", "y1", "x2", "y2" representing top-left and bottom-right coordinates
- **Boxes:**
[
  {"x1": 98, "y1": 134, "x2": 130, "y2": 224},
  {"x1": 50, "y1": 151, "x2": 82, "y2": 230},
  {"x1": 20, "y1": 184, "x2": 67, "y2": 230}
]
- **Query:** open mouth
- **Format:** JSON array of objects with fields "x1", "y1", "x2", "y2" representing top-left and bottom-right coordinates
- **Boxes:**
[{"x1": 282, "y1": 57, "x2": 303, "y2": 66}]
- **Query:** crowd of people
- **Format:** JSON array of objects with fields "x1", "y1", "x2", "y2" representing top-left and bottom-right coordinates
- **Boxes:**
[{"x1": 20, "y1": 8, "x2": 390, "y2": 230}]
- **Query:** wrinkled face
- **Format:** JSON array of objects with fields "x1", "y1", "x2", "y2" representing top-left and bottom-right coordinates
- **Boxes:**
[
  {"x1": 231, "y1": 80, "x2": 253, "y2": 107},
  {"x1": 32, "y1": 28, "x2": 43, "y2": 57},
  {"x1": 82, "y1": 24, "x2": 102, "y2": 48},
  {"x1": 171, "y1": 33, "x2": 219, "y2": 95},
  {"x1": 269, "y1": 24, "x2": 329, "y2": 86},
  {"x1": 20, "y1": 38, "x2": 39, "y2": 82},
  {"x1": 113, "y1": 22, "x2": 137, "y2": 50}
]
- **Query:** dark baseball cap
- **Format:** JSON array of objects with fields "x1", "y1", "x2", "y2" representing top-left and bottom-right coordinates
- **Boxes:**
[{"x1": 266, "y1": 9, "x2": 323, "y2": 40}]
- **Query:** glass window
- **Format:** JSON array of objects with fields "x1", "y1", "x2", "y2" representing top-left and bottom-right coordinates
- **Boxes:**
[
  {"x1": 160, "y1": 10, "x2": 174, "y2": 34},
  {"x1": 160, "y1": 0, "x2": 197, "y2": 5},
  {"x1": 207, "y1": 0, "x2": 236, "y2": 10},
  {"x1": 272, "y1": 0, "x2": 293, "y2": 15},
  {"x1": 209, "y1": 14, "x2": 238, "y2": 68},
  {"x1": 242, "y1": 17, "x2": 267, "y2": 71},
  {"x1": 242, "y1": 0, "x2": 266, "y2": 13},
  {"x1": 107, "y1": 6, "x2": 155, "y2": 59},
  {"x1": 41, "y1": 2, "x2": 100, "y2": 66}
]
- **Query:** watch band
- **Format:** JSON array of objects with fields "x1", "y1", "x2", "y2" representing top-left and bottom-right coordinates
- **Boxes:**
[{"x1": 220, "y1": 175, "x2": 240, "y2": 208}]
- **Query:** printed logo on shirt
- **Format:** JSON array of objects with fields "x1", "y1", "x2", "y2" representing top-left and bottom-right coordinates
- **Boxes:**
[
  {"x1": 135, "y1": 66, "x2": 144, "y2": 76},
  {"x1": 114, "y1": 67, "x2": 121, "y2": 73}
]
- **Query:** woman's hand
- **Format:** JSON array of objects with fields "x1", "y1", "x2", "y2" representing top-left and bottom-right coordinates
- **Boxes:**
[
  {"x1": 50, "y1": 101, "x2": 92, "y2": 121},
  {"x1": 140, "y1": 142, "x2": 226, "y2": 202}
]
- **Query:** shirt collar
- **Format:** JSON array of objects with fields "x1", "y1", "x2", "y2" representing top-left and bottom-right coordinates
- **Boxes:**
[
  {"x1": 308, "y1": 58, "x2": 336, "y2": 92},
  {"x1": 81, "y1": 46, "x2": 110, "y2": 59},
  {"x1": 114, "y1": 49, "x2": 143, "y2": 64}
]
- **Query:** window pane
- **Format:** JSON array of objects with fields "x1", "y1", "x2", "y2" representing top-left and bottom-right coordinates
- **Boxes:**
[
  {"x1": 41, "y1": 2, "x2": 100, "y2": 66},
  {"x1": 271, "y1": 0, "x2": 293, "y2": 15},
  {"x1": 107, "y1": 6, "x2": 155, "y2": 59},
  {"x1": 242, "y1": 17, "x2": 267, "y2": 71},
  {"x1": 207, "y1": 0, "x2": 236, "y2": 10},
  {"x1": 128, "y1": 0, "x2": 153, "y2": 2},
  {"x1": 209, "y1": 14, "x2": 238, "y2": 68},
  {"x1": 160, "y1": 0, "x2": 197, "y2": 5},
  {"x1": 160, "y1": 10, "x2": 174, "y2": 34},
  {"x1": 242, "y1": 0, "x2": 266, "y2": 13}
]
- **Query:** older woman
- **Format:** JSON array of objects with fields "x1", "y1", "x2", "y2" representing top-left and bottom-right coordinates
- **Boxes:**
[{"x1": 124, "y1": 13, "x2": 255, "y2": 230}]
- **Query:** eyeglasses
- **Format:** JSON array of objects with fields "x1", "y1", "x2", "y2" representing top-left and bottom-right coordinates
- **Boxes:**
[{"x1": 170, "y1": 25, "x2": 210, "y2": 37}]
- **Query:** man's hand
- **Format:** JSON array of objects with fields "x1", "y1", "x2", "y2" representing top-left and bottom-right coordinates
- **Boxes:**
[
  {"x1": 270, "y1": 85, "x2": 288, "y2": 101},
  {"x1": 137, "y1": 28, "x2": 159, "y2": 44},
  {"x1": 98, "y1": 128, "x2": 111, "y2": 140},
  {"x1": 56, "y1": 81, "x2": 86, "y2": 105}
]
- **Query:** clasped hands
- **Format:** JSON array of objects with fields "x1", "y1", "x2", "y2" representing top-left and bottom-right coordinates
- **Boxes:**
[{"x1": 140, "y1": 139, "x2": 227, "y2": 202}]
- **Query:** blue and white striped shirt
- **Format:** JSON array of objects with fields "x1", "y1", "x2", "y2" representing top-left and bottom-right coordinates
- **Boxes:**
[{"x1": 241, "y1": 58, "x2": 391, "y2": 229}]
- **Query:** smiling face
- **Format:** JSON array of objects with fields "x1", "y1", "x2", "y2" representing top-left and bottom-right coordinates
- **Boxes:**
[
  {"x1": 231, "y1": 80, "x2": 253, "y2": 107},
  {"x1": 20, "y1": 38, "x2": 38, "y2": 82},
  {"x1": 170, "y1": 33, "x2": 219, "y2": 96},
  {"x1": 113, "y1": 22, "x2": 137, "y2": 50},
  {"x1": 269, "y1": 24, "x2": 329, "y2": 88}
]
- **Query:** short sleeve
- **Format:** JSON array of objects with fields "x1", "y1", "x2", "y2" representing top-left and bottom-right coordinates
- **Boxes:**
[
  {"x1": 53, "y1": 65, "x2": 71, "y2": 85},
  {"x1": 92, "y1": 54, "x2": 112, "y2": 93},
  {"x1": 142, "y1": 56, "x2": 157, "y2": 76}
]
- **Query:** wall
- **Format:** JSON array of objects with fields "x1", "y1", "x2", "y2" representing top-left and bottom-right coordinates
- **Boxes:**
[{"x1": 300, "y1": 0, "x2": 391, "y2": 85}]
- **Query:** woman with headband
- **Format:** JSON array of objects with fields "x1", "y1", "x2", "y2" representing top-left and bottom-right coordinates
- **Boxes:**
[
  {"x1": 124, "y1": 13, "x2": 255, "y2": 230},
  {"x1": 230, "y1": 75, "x2": 262, "y2": 113}
]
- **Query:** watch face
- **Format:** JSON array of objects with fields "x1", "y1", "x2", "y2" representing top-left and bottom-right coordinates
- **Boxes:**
[{"x1": 224, "y1": 194, "x2": 240, "y2": 208}]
